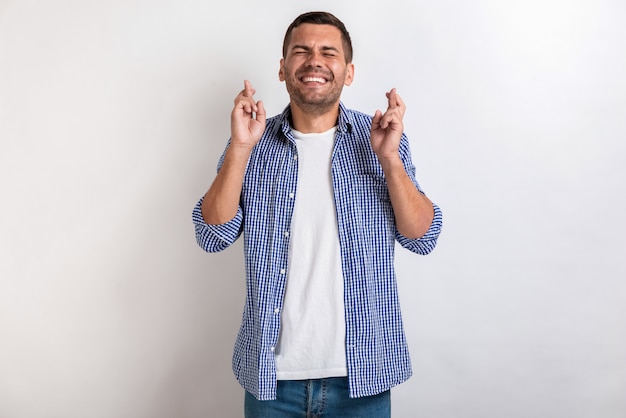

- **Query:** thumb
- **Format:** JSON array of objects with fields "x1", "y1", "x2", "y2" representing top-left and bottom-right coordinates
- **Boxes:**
[{"x1": 372, "y1": 110, "x2": 383, "y2": 127}]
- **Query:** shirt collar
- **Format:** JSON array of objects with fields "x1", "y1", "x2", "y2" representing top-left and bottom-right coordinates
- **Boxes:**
[{"x1": 278, "y1": 102, "x2": 353, "y2": 139}]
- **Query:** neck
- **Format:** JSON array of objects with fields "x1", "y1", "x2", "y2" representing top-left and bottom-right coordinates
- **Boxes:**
[{"x1": 289, "y1": 101, "x2": 340, "y2": 133}]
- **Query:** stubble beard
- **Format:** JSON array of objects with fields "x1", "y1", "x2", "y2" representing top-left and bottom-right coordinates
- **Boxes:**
[{"x1": 285, "y1": 67, "x2": 346, "y2": 117}]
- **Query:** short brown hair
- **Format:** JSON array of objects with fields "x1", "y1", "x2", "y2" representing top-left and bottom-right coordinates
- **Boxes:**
[{"x1": 282, "y1": 11, "x2": 353, "y2": 63}]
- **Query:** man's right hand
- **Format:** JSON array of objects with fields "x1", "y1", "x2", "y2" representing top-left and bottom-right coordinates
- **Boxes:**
[
  {"x1": 231, "y1": 80, "x2": 266, "y2": 149},
  {"x1": 202, "y1": 80, "x2": 266, "y2": 225}
]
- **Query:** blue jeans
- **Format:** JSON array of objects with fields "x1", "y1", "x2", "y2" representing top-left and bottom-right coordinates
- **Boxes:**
[{"x1": 244, "y1": 377, "x2": 391, "y2": 418}]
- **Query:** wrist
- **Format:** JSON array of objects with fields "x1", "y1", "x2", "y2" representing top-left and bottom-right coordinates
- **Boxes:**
[
  {"x1": 377, "y1": 152, "x2": 403, "y2": 173},
  {"x1": 224, "y1": 142, "x2": 254, "y2": 167},
  {"x1": 228, "y1": 140, "x2": 255, "y2": 155}
]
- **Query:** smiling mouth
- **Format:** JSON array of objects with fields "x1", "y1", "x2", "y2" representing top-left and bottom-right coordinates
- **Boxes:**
[{"x1": 300, "y1": 76, "x2": 328, "y2": 84}]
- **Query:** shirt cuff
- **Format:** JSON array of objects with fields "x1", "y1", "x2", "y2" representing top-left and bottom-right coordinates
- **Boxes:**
[
  {"x1": 192, "y1": 196, "x2": 243, "y2": 252},
  {"x1": 396, "y1": 202, "x2": 443, "y2": 255}
]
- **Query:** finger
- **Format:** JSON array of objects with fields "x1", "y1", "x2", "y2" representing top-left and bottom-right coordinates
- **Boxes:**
[
  {"x1": 380, "y1": 110, "x2": 393, "y2": 129},
  {"x1": 243, "y1": 80, "x2": 256, "y2": 98},
  {"x1": 394, "y1": 92, "x2": 406, "y2": 118},
  {"x1": 386, "y1": 88, "x2": 398, "y2": 108},
  {"x1": 255, "y1": 100, "x2": 266, "y2": 124},
  {"x1": 235, "y1": 98, "x2": 249, "y2": 112},
  {"x1": 385, "y1": 88, "x2": 406, "y2": 121},
  {"x1": 394, "y1": 92, "x2": 404, "y2": 108},
  {"x1": 235, "y1": 98, "x2": 257, "y2": 115},
  {"x1": 382, "y1": 107, "x2": 404, "y2": 130},
  {"x1": 372, "y1": 109, "x2": 383, "y2": 128}
]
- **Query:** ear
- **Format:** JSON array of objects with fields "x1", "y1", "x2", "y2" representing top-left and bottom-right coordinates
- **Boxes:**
[
  {"x1": 278, "y1": 58, "x2": 285, "y2": 81},
  {"x1": 344, "y1": 63, "x2": 355, "y2": 86}
]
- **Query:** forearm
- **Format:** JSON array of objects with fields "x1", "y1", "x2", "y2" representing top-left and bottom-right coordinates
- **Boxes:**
[
  {"x1": 380, "y1": 156, "x2": 434, "y2": 239},
  {"x1": 201, "y1": 144, "x2": 252, "y2": 224}
]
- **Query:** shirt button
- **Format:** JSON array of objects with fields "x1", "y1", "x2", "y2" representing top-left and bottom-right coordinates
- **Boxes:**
[
  {"x1": 293, "y1": 155, "x2": 298, "y2": 160},
  {"x1": 274, "y1": 308, "x2": 280, "y2": 314},
  {"x1": 280, "y1": 269, "x2": 286, "y2": 275},
  {"x1": 289, "y1": 192, "x2": 295, "y2": 199},
  {"x1": 270, "y1": 346, "x2": 275, "y2": 352},
  {"x1": 284, "y1": 231, "x2": 289, "y2": 238}
]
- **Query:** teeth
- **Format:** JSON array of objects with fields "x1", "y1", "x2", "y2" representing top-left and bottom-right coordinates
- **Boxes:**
[{"x1": 302, "y1": 77, "x2": 326, "y2": 83}]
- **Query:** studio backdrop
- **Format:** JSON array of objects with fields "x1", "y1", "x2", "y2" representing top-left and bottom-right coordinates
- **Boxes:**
[{"x1": 1, "y1": 0, "x2": 625, "y2": 417}]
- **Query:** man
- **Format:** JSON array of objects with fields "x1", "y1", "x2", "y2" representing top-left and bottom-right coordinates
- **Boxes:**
[{"x1": 193, "y1": 11, "x2": 442, "y2": 417}]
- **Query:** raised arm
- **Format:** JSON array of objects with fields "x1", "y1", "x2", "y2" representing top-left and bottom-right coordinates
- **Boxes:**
[
  {"x1": 370, "y1": 88, "x2": 434, "y2": 239},
  {"x1": 201, "y1": 80, "x2": 266, "y2": 224}
]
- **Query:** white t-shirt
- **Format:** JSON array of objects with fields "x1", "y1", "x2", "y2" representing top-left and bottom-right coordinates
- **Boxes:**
[{"x1": 274, "y1": 126, "x2": 347, "y2": 380}]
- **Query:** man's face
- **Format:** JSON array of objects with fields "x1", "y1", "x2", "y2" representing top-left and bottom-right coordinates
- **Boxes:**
[{"x1": 279, "y1": 23, "x2": 354, "y2": 116}]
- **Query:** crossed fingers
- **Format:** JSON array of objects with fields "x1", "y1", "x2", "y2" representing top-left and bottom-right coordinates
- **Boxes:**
[
  {"x1": 234, "y1": 80, "x2": 259, "y2": 115},
  {"x1": 378, "y1": 88, "x2": 405, "y2": 129}
]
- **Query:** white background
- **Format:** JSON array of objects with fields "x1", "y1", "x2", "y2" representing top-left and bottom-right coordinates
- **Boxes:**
[{"x1": 1, "y1": 0, "x2": 625, "y2": 417}]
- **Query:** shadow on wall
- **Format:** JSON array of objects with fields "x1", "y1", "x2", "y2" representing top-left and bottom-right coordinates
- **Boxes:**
[{"x1": 153, "y1": 237, "x2": 247, "y2": 417}]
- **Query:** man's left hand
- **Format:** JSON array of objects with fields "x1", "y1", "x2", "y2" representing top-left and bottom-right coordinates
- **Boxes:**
[{"x1": 370, "y1": 88, "x2": 406, "y2": 161}]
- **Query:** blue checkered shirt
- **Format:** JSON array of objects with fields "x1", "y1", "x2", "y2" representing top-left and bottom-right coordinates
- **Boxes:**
[{"x1": 193, "y1": 102, "x2": 443, "y2": 400}]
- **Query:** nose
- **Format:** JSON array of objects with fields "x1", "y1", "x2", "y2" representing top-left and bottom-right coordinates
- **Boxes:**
[{"x1": 304, "y1": 50, "x2": 323, "y2": 67}]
